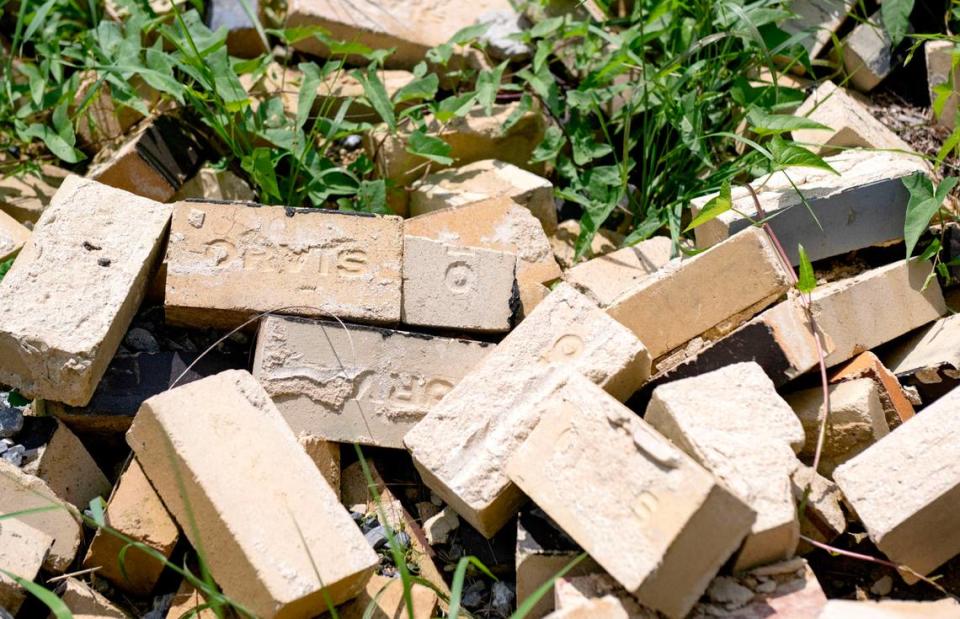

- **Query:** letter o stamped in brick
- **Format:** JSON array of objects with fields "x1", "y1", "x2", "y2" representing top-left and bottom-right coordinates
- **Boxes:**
[
  {"x1": 444, "y1": 261, "x2": 477, "y2": 294},
  {"x1": 540, "y1": 334, "x2": 585, "y2": 364}
]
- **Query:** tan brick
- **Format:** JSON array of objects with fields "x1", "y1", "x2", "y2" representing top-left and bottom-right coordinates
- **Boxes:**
[
  {"x1": 365, "y1": 104, "x2": 546, "y2": 215},
  {"x1": 82, "y1": 459, "x2": 179, "y2": 596},
  {"x1": 786, "y1": 378, "x2": 888, "y2": 477},
  {"x1": 507, "y1": 373, "x2": 754, "y2": 619},
  {"x1": 253, "y1": 315, "x2": 492, "y2": 448},
  {"x1": 545, "y1": 597, "x2": 636, "y2": 619},
  {"x1": 842, "y1": 11, "x2": 895, "y2": 93},
  {"x1": 792, "y1": 81, "x2": 913, "y2": 155},
  {"x1": 298, "y1": 434, "x2": 340, "y2": 499},
  {"x1": 791, "y1": 465, "x2": 846, "y2": 548},
  {"x1": 127, "y1": 370, "x2": 377, "y2": 617},
  {"x1": 402, "y1": 235, "x2": 517, "y2": 332},
  {"x1": 166, "y1": 579, "x2": 217, "y2": 619},
  {"x1": 22, "y1": 420, "x2": 111, "y2": 508},
  {"x1": 165, "y1": 201, "x2": 403, "y2": 328},
  {"x1": 171, "y1": 167, "x2": 255, "y2": 202},
  {"x1": 819, "y1": 599, "x2": 960, "y2": 618},
  {"x1": 926, "y1": 41, "x2": 958, "y2": 132},
  {"x1": 405, "y1": 284, "x2": 651, "y2": 537},
  {"x1": 516, "y1": 518, "x2": 600, "y2": 619},
  {"x1": 404, "y1": 197, "x2": 561, "y2": 316},
  {"x1": 73, "y1": 70, "x2": 155, "y2": 149},
  {"x1": 885, "y1": 312, "x2": 960, "y2": 403},
  {"x1": 0, "y1": 518, "x2": 53, "y2": 614},
  {"x1": 550, "y1": 219, "x2": 622, "y2": 269},
  {"x1": 59, "y1": 577, "x2": 128, "y2": 618},
  {"x1": 0, "y1": 164, "x2": 68, "y2": 224},
  {"x1": 565, "y1": 237, "x2": 673, "y2": 306},
  {"x1": 0, "y1": 208, "x2": 29, "y2": 261},
  {"x1": 832, "y1": 351, "x2": 916, "y2": 428},
  {"x1": 554, "y1": 573, "x2": 655, "y2": 617},
  {"x1": 834, "y1": 384, "x2": 960, "y2": 580},
  {"x1": 781, "y1": 0, "x2": 855, "y2": 60},
  {"x1": 0, "y1": 175, "x2": 171, "y2": 406},
  {"x1": 811, "y1": 259, "x2": 946, "y2": 368},
  {"x1": 0, "y1": 461, "x2": 82, "y2": 573},
  {"x1": 410, "y1": 159, "x2": 557, "y2": 234},
  {"x1": 645, "y1": 362, "x2": 804, "y2": 571},
  {"x1": 337, "y1": 574, "x2": 438, "y2": 619},
  {"x1": 607, "y1": 227, "x2": 792, "y2": 360},
  {"x1": 208, "y1": 0, "x2": 268, "y2": 58}
]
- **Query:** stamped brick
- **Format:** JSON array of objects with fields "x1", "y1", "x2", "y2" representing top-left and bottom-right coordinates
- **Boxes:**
[
  {"x1": 405, "y1": 283, "x2": 650, "y2": 537},
  {"x1": 0, "y1": 518, "x2": 53, "y2": 614},
  {"x1": 165, "y1": 201, "x2": 403, "y2": 328},
  {"x1": 507, "y1": 373, "x2": 754, "y2": 619},
  {"x1": 402, "y1": 235, "x2": 517, "y2": 332},
  {"x1": 0, "y1": 175, "x2": 172, "y2": 406},
  {"x1": 0, "y1": 208, "x2": 29, "y2": 261},
  {"x1": 127, "y1": 370, "x2": 377, "y2": 617},
  {"x1": 565, "y1": 237, "x2": 673, "y2": 306},
  {"x1": 253, "y1": 315, "x2": 492, "y2": 448}
]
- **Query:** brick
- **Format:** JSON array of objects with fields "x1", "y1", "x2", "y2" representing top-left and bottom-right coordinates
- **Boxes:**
[
  {"x1": 208, "y1": 0, "x2": 267, "y2": 58},
  {"x1": 842, "y1": 12, "x2": 895, "y2": 92},
  {"x1": 885, "y1": 313, "x2": 960, "y2": 405},
  {"x1": 0, "y1": 518, "x2": 53, "y2": 614},
  {"x1": 791, "y1": 81, "x2": 913, "y2": 155},
  {"x1": 810, "y1": 259, "x2": 946, "y2": 368},
  {"x1": 0, "y1": 176, "x2": 171, "y2": 406},
  {"x1": 87, "y1": 117, "x2": 203, "y2": 202},
  {"x1": 565, "y1": 237, "x2": 673, "y2": 306},
  {"x1": 691, "y1": 558, "x2": 828, "y2": 618},
  {"x1": 831, "y1": 351, "x2": 916, "y2": 428},
  {"x1": 337, "y1": 574, "x2": 438, "y2": 619},
  {"x1": 404, "y1": 197, "x2": 561, "y2": 316},
  {"x1": 645, "y1": 362, "x2": 804, "y2": 570},
  {"x1": 791, "y1": 465, "x2": 846, "y2": 548},
  {"x1": 402, "y1": 235, "x2": 517, "y2": 332},
  {"x1": 365, "y1": 103, "x2": 546, "y2": 215},
  {"x1": 59, "y1": 577, "x2": 128, "y2": 618},
  {"x1": 171, "y1": 167, "x2": 255, "y2": 202},
  {"x1": 554, "y1": 574, "x2": 654, "y2": 617},
  {"x1": 298, "y1": 434, "x2": 340, "y2": 499},
  {"x1": 545, "y1": 597, "x2": 637, "y2": 619},
  {"x1": 550, "y1": 219, "x2": 622, "y2": 269},
  {"x1": 690, "y1": 150, "x2": 927, "y2": 263},
  {"x1": 834, "y1": 384, "x2": 960, "y2": 580},
  {"x1": 507, "y1": 373, "x2": 754, "y2": 619},
  {"x1": 781, "y1": 0, "x2": 855, "y2": 60},
  {"x1": 286, "y1": 0, "x2": 514, "y2": 67},
  {"x1": 818, "y1": 599, "x2": 960, "y2": 618},
  {"x1": 926, "y1": 41, "x2": 958, "y2": 131},
  {"x1": 607, "y1": 227, "x2": 792, "y2": 360},
  {"x1": 72, "y1": 70, "x2": 155, "y2": 149},
  {"x1": 165, "y1": 201, "x2": 403, "y2": 328},
  {"x1": 0, "y1": 164, "x2": 68, "y2": 224},
  {"x1": 253, "y1": 315, "x2": 492, "y2": 448},
  {"x1": 166, "y1": 579, "x2": 217, "y2": 619},
  {"x1": 48, "y1": 351, "x2": 243, "y2": 435},
  {"x1": 0, "y1": 208, "x2": 29, "y2": 261},
  {"x1": 410, "y1": 159, "x2": 557, "y2": 234},
  {"x1": 0, "y1": 461, "x2": 82, "y2": 573},
  {"x1": 22, "y1": 420, "x2": 111, "y2": 508},
  {"x1": 127, "y1": 370, "x2": 378, "y2": 617},
  {"x1": 82, "y1": 459, "x2": 179, "y2": 595},
  {"x1": 786, "y1": 378, "x2": 888, "y2": 477},
  {"x1": 405, "y1": 284, "x2": 651, "y2": 537}
]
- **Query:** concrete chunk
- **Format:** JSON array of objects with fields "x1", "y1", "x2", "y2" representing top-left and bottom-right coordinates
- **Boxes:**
[
  {"x1": 0, "y1": 461, "x2": 82, "y2": 573},
  {"x1": 82, "y1": 459, "x2": 179, "y2": 595},
  {"x1": 565, "y1": 237, "x2": 673, "y2": 306},
  {"x1": 607, "y1": 227, "x2": 792, "y2": 360},
  {"x1": 792, "y1": 81, "x2": 913, "y2": 155},
  {"x1": 59, "y1": 577, "x2": 129, "y2": 618},
  {"x1": 831, "y1": 351, "x2": 916, "y2": 428},
  {"x1": 0, "y1": 208, "x2": 29, "y2": 262},
  {"x1": 0, "y1": 164, "x2": 68, "y2": 224},
  {"x1": 691, "y1": 150, "x2": 927, "y2": 263},
  {"x1": 127, "y1": 370, "x2": 378, "y2": 617},
  {"x1": 810, "y1": 259, "x2": 946, "y2": 368},
  {"x1": 842, "y1": 12, "x2": 895, "y2": 92},
  {"x1": 404, "y1": 197, "x2": 561, "y2": 316},
  {"x1": 507, "y1": 373, "x2": 755, "y2": 619},
  {"x1": 834, "y1": 384, "x2": 960, "y2": 580},
  {"x1": 0, "y1": 518, "x2": 53, "y2": 614},
  {"x1": 885, "y1": 313, "x2": 960, "y2": 404},
  {"x1": 165, "y1": 201, "x2": 403, "y2": 328},
  {"x1": 926, "y1": 41, "x2": 958, "y2": 131},
  {"x1": 253, "y1": 315, "x2": 492, "y2": 448},
  {"x1": 0, "y1": 176, "x2": 172, "y2": 406},
  {"x1": 781, "y1": 0, "x2": 855, "y2": 60},
  {"x1": 410, "y1": 159, "x2": 557, "y2": 234},
  {"x1": 405, "y1": 283, "x2": 651, "y2": 537},
  {"x1": 645, "y1": 362, "x2": 804, "y2": 570}
]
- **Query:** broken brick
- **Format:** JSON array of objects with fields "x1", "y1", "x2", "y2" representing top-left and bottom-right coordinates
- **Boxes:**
[
  {"x1": 171, "y1": 166, "x2": 255, "y2": 202},
  {"x1": 0, "y1": 164, "x2": 68, "y2": 224},
  {"x1": 22, "y1": 420, "x2": 111, "y2": 508},
  {"x1": 926, "y1": 41, "x2": 958, "y2": 132},
  {"x1": 564, "y1": 237, "x2": 673, "y2": 307},
  {"x1": 818, "y1": 598, "x2": 960, "y2": 618},
  {"x1": 781, "y1": 0, "x2": 855, "y2": 60},
  {"x1": 0, "y1": 208, "x2": 29, "y2": 262},
  {"x1": 791, "y1": 465, "x2": 847, "y2": 550},
  {"x1": 73, "y1": 71, "x2": 156, "y2": 150},
  {"x1": 207, "y1": 0, "x2": 268, "y2": 58},
  {"x1": 0, "y1": 518, "x2": 53, "y2": 614},
  {"x1": 298, "y1": 434, "x2": 340, "y2": 499},
  {"x1": 831, "y1": 351, "x2": 916, "y2": 428},
  {"x1": 842, "y1": 12, "x2": 896, "y2": 92},
  {"x1": 405, "y1": 283, "x2": 651, "y2": 537},
  {"x1": 59, "y1": 577, "x2": 128, "y2": 618},
  {"x1": 550, "y1": 219, "x2": 622, "y2": 269},
  {"x1": 553, "y1": 573, "x2": 654, "y2": 618},
  {"x1": 127, "y1": 370, "x2": 378, "y2": 617},
  {"x1": 691, "y1": 558, "x2": 828, "y2": 618},
  {"x1": 337, "y1": 574, "x2": 438, "y2": 619},
  {"x1": 885, "y1": 312, "x2": 960, "y2": 405},
  {"x1": 0, "y1": 176, "x2": 171, "y2": 406}
]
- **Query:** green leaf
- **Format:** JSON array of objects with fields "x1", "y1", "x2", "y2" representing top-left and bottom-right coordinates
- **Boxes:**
[
  {"x1": 685, "y1": 181, "x2": 732, "y2": 232},
  {"x1": 354, "y1": 179, "x2": 389, "y2": 214},
  {"x1": 89, "y1": 496, "x2": 107, "y2": 527},
  {"x1": 434, "y1": 92, "x2": 477, "y2": 123},
  {"x1": 746, "y1": 108, "x2": 831, "y2": 135},
  {"x1": 356, "y1": 67, "x2": 395, "y2": 132},
  {"x1": 0, "y1": 569, "x2": 72, "y2": 618},
  {"x1": 796, "y1": 244, "x2": 816, "y2": 294},
  {"x1": 881, "y1": 0, "x2": 914, "y2": 46},
  {"x1": 476, "y1": 61, "x2": 507, "y2": 114},
  {"x1": 530, "y1": 125, "x2": 566, "y2": 164},
  {"x1": 768, "y1": 136, "x2": 837, "y2": 174},
  {"x1": 21, "y1": 0, "x2": 58, "y2": 46},
  {"x1": 21, "y1": 124, "x2": 83, "y2": 163},
  {"x1": 392, "y1": 73, "x2": 438, "y2": 104},
  {"x1": 902, "y1": 173, "x2": 959, "y2": 258},
  {"x1": 448, "y1": 23, "x2": 488, "y2": 45},
  {"x1": 406, "y1": 131, "x2": 453, "y2": 166},
  {"x1": 530, "y1": 16, "x2": 565, "y2": 38},
  {"x1": 242, "y1": 148, "x2": 281, "y2": 201},
  {"x1": 297, "y1": 63, "x2": 322, "y2": 130}
]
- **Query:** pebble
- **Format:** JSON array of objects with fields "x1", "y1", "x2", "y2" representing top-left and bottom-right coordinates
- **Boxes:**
[
  {"x1": 707, "y1": 577, "x2": 754, "y2": 608},
  {"x1": 364, "y1": 525, "x2": 389, "y2": 550},
  {"x1": 343, "y1": 135, "x2": 362, "y2": 150},
  {"x1": 2, "y1": 444, "x2": 25, "y2": 466},
  {"x1": 490, "y1": 581, "x2": 515, "y2": 616},
  {"x1": 424, "y1": 506, "x2": 459, "y2": 545},
  {"x1": 461, "y1": 580, "x2": 486, "y2": 609},
  {"x1": 755, "y1": 579, "x2": 777, "y2": 594},
  {"x1": 870, "y1": 575, "x2": 893, "y2": 596},
  {"x1": 124, "y1": 327, "x2": 161, "y2": 353},
  {"x1": 0, "y1": 405, "x2": 23, "y2": 438}
]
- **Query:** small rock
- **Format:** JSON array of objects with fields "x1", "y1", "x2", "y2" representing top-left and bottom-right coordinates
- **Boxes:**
[
  {"x1": 424, "y1": 507, "x2": 459, "y2": 545},
  {"x1": 755, "y1": 579, "x2": 777, "y2": 594},
  {"x1": 707, "y1": 577, "x2": 754, "y2": 608},
  {"x1": 364, "y1": 525, "x2": 389, "y2": 551},
  {"x1": 490, "y1": 581, "x2": 515, "y2": 616},
  {"x1": 2, "y1": 444, "x2": 25, "y2": 466},
  {"x1": 460, "y1": 580, "x2": 486, "y2": 609},
  {"x1": 870, "y1": 575, "x2": 893, "y2": 596},
  {"x1": 0, "y1": 406, "x2": 23, "y2": 438},
  {"x1": 343, "y1": 135, "x2": 362, "y2": 150},
  {"x1": 389, "y1": 531, "x2": 411, "y2": 551},
  {"x1": 124, "y1": 327, "x2": 160, "y2": 353},
  {"x1": 430, "y1": 491, "x2": 443, "y2": 506}
]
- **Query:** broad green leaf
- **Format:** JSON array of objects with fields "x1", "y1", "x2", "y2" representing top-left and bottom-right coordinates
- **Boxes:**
[
  {"x1": 21, "y1": 124, "x2": 83, "y2": 163},
  {"x1": 530, "y1": 125, "x2": 566, "y2": 163},
  {"x1": 391, "y1": 73, "x2": 438, "y2": 104},
  {"x1": 902, "y1": 173, "x2": 959, "y2": 258},
  {"x1": 297, "y1": 63, "x2": 322, "y2": 130},
  {"x1": 746, "y1": 108, "x2": 831, "y2": 135},
  {"x1": 476, "y1": 61, "x2": 507, "y2": 114},
  {"x1": 768, "y1": 136, "x2": 837, "y2": 174},
  {"x1": 882, "y1": 0, "x2": 914, "y2": 46},
  {"x1": 242, "y1": 148, "x2": 280, "y2": 201},
  {"x1": 530, "y1": 16, "x2": 565, "y2": 38},
  {"x1": 685, "y1": 181, "x2": 731, "y2": 232},
  {"x1": 0, "y1": 569, "x2": 72, "y2": 618},
  {"x1": 89, "y1": 496, "x2": 107, "y2": 527},
  {"x1": 434, "y1": 92, "x2": 477, "y2": 123},
  {"x1": 796, "y1": 244, "x2": 816, "y2": 293},
  {"x1": 448, "y1": 23, "x2": 488, "y2": 45},
  {"x1": 356, "y1": 67, "x2": 395, "y2": 131},
  {"x1": 354, "y1": 179, "x2": 389, "y2": 214},
  {"x1": 406, "y1": 131, "x2": 453, "y2": 165}
]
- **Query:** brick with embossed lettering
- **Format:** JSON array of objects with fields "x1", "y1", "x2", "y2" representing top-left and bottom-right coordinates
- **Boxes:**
[
  {"x1": 507, "y1": 373, "x2": 754, "y2": 619},
  {"x1": 252, "y1": 315, "x2": 493, "y2": 448},
  {"x1": 165, "y1": 201, "x2": 403, "y2": 328}
]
